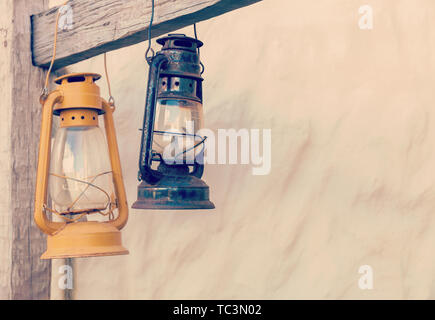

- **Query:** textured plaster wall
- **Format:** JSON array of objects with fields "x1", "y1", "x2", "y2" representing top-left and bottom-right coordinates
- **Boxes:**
[{"x1": 48, "y1": 0, "x2": 435, "y2": 299}]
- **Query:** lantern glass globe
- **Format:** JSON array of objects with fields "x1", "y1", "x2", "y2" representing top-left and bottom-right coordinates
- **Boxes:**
[
  {"x1": 49, "y1": 126, "x2": 114, "y2": 213},
  {"x1": 153, "y1": 98, "x2": 204, "y2": 164}
]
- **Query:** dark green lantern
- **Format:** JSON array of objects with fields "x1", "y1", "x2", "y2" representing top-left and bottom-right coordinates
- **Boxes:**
[{"x1": 132, "y1": 34, "x2": 215, "y2": 210}]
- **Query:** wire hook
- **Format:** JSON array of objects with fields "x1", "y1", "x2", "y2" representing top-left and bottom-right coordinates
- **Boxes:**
[{"x1": 145, "y1": 0, "x2": 156, "y2": 65}]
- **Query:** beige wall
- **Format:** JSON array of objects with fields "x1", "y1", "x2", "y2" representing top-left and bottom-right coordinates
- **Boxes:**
[{"x1": 48, "y1": 0, "x2": 435, "y2": 299}]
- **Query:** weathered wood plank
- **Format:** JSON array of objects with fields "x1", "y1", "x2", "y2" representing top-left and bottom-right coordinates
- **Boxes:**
[
  {"x1": 10, "y1": 0, "x2": 51, "y2": 300},
  {"x1": 31, "y1": 0, "x2": 262, "y2": 69},
  {"x1": 0, "y1": 0, "x2": 14, "y2": 301}
]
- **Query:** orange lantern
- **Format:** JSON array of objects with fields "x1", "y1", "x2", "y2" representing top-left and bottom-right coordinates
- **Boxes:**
[{"x1": 34, "y1": 73, "x2": 128, "y2": 259}]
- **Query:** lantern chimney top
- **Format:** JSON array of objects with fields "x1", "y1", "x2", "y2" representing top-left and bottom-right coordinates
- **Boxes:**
[
  {"x1": 54, "y1": 72, "x2": 101, "y2": 85},
  {"x1": 156, "y1": 34, "x2": 203, "y2": 52},
  {"x1": 53, "y1": 72, "x2": 103, "y2": 115}
]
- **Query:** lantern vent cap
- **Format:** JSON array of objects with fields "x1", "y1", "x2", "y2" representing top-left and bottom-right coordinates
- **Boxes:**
[
  {"x1": 54, "y1": 72, "x2": 101, "y2": 85},
  {"x1": 53, "y1": 72, "x2": 103, "y2": 115},
  {"x1": 156, "y1": 34, "x2": 203, "y2": 51}
]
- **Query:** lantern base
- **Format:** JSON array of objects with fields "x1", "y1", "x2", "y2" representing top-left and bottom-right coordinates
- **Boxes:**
[
  {"x1": 41, "y1": 221, "x2": 129, "y2": 259},
  {"x1": 132, "y1": 175, "x2": 215, "y2": 210}
]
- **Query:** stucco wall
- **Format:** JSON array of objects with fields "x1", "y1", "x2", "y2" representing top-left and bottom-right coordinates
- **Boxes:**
[{"x1": 48, "y1": 0, "x2": 435, "y2": 299}]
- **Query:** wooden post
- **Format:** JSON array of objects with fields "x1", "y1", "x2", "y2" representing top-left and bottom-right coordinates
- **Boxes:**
[{"x1": 0, "y1": 0, "x2": 51, "y2": 299}]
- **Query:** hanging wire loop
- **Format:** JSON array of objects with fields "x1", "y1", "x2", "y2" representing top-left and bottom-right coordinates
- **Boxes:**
[
  {"x1": 103, "y1": 52, "x2": 116, "y2": 106},
  {"x1": 145, "y1": 0, "x2": 156, "y2": 64},
  {"x1": 40, "y1": 1, "x2": 70, "y2": 102}
]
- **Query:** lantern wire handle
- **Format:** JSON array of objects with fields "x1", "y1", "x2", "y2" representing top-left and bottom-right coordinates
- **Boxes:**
[
  {"x1": 103, "y1": 53, "x2": 115, "y2": 106},
  {"x1": 145, "y1": 0, "x2": 156, "y2": 64},
  {"x1": 40, "y1": 0, "x2": 70, "y2": 101},
  {"x1": 193, "y1": 23, "x2": 205, "y2": 75}
]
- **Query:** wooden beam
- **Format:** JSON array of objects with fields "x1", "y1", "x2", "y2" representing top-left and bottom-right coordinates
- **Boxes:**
[
  {"x1": 31, "y1": 0, "x2": 262, "y2": 69},
  {"x1": 0, "y1": 0, "x2": 51, "y2": 299}
]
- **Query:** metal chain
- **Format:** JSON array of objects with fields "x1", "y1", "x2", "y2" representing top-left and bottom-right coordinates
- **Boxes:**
[{"x1": 145, "y1": 0, "x2": 156, "y2": 64}]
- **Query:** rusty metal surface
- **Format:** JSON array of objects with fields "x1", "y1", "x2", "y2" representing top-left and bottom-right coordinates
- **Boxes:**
[
  {"x1": 138, "y1": 54, "x2": 168, "y2": 184},
  {"x1": 132, "y1": 174, "x2": 215, "y2": 210}
]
